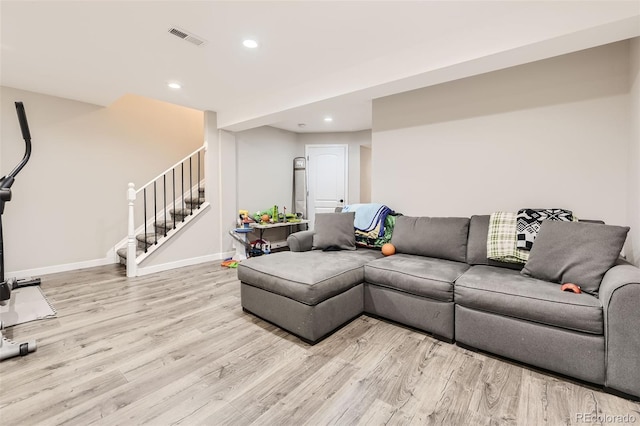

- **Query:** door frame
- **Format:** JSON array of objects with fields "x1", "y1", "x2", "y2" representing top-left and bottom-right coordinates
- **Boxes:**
[{"x1": 305, "y1": 144, "x2": 349, "y2": 226}]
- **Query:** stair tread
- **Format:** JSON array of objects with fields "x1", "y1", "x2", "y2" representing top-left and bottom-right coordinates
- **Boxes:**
[
  {"x1": 136, "y1": 233, "x2": 160, "y2": 244},
  {"x1": 154, "y1": 220, "x2": 177, "y2": 228},
  {"x1": 116, "y1": 247, "x2": 144, "y2": 259},
  {"x1": 170, "y1": 208, "x2": 193, "y2": 215}
]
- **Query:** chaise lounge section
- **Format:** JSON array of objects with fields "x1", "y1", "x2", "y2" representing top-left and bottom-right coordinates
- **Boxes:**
[
  {"x1": 239, "y1": 248, "x2": 382, "y2": 343},
  {"x1": 237, "y1": 212, "x2": 640, "y2": 400}
]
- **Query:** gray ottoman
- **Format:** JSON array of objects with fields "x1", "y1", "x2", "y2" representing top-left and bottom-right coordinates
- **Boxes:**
[{"x1": 238, "y1": 249, "x2": 382, "y2": 343}]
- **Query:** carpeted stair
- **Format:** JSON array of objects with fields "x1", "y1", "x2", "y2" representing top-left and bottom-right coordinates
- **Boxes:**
[{"x1": 117, "y1": 187, "x2": 205, "y2": 263}]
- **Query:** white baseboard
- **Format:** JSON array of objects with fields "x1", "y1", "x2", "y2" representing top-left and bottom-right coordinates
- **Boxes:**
[
  {"x1": 6, "y1": 250, "x2": 237, "y2": 280},
  {"x1": 135, "y1": 251, "x2": 236, "y2": 277},
  {"x1": 6, "y1": 256, "x2": 117, "y2": 279}
]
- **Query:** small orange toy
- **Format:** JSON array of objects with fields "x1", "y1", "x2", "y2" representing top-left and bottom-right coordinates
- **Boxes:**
[
  {"x1": 561, "y1": 283, "x2": 582, "y2": 294},
  {"x1": 381, "y1": 243, "x2": 396, "y2": 256},
  {"x1": 261, "y1": 214, "x2": 270, "y2": 223}
]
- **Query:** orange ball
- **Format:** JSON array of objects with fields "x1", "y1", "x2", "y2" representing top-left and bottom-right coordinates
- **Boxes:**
[
  {"x1": 261, "y1": 214, "x2": 270, "y2": 223},
  {"x1": 381, "y1": 243, "x2": 396, "y2": 256}
]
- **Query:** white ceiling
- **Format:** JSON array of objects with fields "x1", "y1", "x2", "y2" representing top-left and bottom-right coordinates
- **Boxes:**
[{"x1": 2, "y1": 1, "x2": 639, "y2": 134}]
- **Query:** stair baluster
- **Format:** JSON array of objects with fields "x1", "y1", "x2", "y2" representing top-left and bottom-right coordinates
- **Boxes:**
[
  {"x1": 163, "y1": 175, "x2": 167, "y2": 237},
  {"x1": 181, "y1": 162, "x2": 185, "y2": 222},
  {"x1": 126, "y1": 183, "x2": 136, "y2": 275},
  {"x1": 143, "y1": 188, "x2": 148, "y2": 253},
  {"x1": 172, "y1": 169, "x2": 176, "y2": 230},
  {"x1": 153, "y1": 181, "x2": 157, "y2": 245}
]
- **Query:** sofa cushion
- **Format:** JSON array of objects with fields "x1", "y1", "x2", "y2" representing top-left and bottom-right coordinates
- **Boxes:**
[
  {"x1": 365, "y1": 254, "x2": 469, "y2": 302},
  {"x1": 390, "y1": 216, "x2": 469, "y2": 263},
  {"x1": 237, "y1": 249, "x2": 382, "y2": 305},
  {"x1": 466, "y1": 215, "x2": 523, "y2": 270},
  {"x1": 521, "y1": 221, "x2": 629, "y2": 295},
  {"x1": 312, "y1": 212, "x2": 356, "y2": 251},
  {"x1": 455, "y1": 265, "x2": 603, "y2": 335}
]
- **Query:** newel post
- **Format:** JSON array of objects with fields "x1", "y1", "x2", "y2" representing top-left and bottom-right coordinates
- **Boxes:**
[{"x1": 126, "y1": 182, "x2": 137, "y2": 277}]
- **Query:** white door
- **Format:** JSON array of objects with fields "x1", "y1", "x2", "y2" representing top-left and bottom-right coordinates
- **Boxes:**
[{"x1": 306, "y1": 145, "x2": 348, "y2": 229}]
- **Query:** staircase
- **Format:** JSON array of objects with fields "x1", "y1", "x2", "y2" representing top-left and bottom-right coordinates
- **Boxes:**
[
  {"x1": 116, "y1": 187, "x2": 205, "y2": 263},
  {"x1": 116, "y1": 146, "x2": 207, "y2": 277}
]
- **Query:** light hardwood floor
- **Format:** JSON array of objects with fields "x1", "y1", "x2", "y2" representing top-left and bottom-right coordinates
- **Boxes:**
[{"x1": 0, "y1": 262, "x2": 638, "y2": 425}]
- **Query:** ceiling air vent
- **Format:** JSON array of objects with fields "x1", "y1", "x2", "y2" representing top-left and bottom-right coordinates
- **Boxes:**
[{"x1": 168, "y1": 27, "x2": 206, "y2": 47}]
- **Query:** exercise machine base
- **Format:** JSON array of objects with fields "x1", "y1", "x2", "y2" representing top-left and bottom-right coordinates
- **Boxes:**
[
  {"x1": 10, "y1": 277, "x2": 41, "y2": 289},
  {"x1": 0, "y1": 323, "x2": 37, "y2": 361}
]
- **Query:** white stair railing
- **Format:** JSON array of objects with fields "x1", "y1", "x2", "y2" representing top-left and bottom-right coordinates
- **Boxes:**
[{"x1": 126, "y1": 146, "x2": 206, "y2": 277}]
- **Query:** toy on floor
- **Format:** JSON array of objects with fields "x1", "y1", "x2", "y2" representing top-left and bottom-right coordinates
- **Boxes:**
[
  {"x1": 221, "y1": 259, "x2": 239, "y2": 268},
  {"x1": 251, "y1": 239, "x2": 271, "y2": 255},
  {"x1": 229, "y1": 227, "x2": 253, "y2": 260}
]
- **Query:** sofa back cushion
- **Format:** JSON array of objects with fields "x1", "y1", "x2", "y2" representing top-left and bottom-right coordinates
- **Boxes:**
[
  {"x1": 467, "y1": 215, "x2": 523, "y2": 270},
  {"x1": 467, "y1": 215, "x2": 607, "y2": 270},
  {"x1": 391, "y1": 216, "x2": 469, "y2": 262}
]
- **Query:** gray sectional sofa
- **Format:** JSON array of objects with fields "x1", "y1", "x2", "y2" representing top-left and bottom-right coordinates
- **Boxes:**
[{"x1": 237, "y1": 214, "x2": 640, "y2": 400}]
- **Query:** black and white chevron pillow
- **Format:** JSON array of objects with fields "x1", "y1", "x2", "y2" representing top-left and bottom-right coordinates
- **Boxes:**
[{"x1": 516, "y1": 208, "x2": 573, "y2": 250}]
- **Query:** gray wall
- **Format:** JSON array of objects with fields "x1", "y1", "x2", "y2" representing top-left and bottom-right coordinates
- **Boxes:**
[
  {"x1": 235, "y1": 126, "x2": 300, "y2": 215},
  {"x1": 235, "y1": 127, "x2": 372, "y2": 216},
  {"x1": 0, "y1": 87, "x2": 203, "y2": 274},
  {"x1": 360, "y1": 145, "x2": 372, "y2": 204},
  {"x1": 372, "y1": 41, "x2": 632, "y2": 250}
]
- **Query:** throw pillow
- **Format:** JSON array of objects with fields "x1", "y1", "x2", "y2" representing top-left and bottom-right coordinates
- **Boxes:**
[
  {"x1": 521, "y1": 221, "x2": 629, "y2": 294},
  {"x1": 312, "y1": 212, "x2": 356, "y2": 251}
]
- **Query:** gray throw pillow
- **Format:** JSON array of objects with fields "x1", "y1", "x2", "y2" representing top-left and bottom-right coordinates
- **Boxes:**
[
  {"x1": 312, "y1": 212, "x2": 356, "y2": 251},
  {"x1": 521, "y1": 221, "x2": 629, "y2": 294},
  {"x1": 390, "y1": 216, "x2": 470, "y2": 262}
]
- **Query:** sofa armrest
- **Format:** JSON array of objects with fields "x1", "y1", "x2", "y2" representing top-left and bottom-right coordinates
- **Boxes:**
[
  {"x1": 287, "y1": 230, "x2": 315, "y2": 252},
  {"x1": 599, "y1": 263, "x2": 640, "y2": 398}
]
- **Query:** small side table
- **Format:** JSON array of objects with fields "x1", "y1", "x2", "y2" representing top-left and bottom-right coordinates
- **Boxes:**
[{"x1": 249, "y1": 220, "x2": 310, "y2": 247}]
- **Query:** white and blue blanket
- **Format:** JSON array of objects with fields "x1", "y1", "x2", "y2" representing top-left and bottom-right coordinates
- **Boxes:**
[{"x1": 342, "y1": 203, "x2": 393, "y2": 237}]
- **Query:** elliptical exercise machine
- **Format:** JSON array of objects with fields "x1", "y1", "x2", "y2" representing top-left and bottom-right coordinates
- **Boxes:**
[{"x1": 0, "y1": 102, "x2": 40, "y2": 360}]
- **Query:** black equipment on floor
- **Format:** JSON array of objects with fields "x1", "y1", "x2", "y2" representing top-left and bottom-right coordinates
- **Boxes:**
[{"x1": 0, "y1": 101, "x2": 40, "y2": 360}]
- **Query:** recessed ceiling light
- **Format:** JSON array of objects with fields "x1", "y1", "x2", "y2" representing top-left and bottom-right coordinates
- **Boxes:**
[
  {"x1": 324, "y1": 117, "x2": 333, "y2": 122},
  {"x1": 243, "y1": 39, "x2": 259, "y2": 49},
  {"x1": 167, "y1": 82, "x2": 182, "y2": 89}
]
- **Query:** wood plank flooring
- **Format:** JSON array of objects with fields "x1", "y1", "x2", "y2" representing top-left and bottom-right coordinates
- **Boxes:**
[{"x1": 0, "y1": 262, "x2": 638, "y2": 425}]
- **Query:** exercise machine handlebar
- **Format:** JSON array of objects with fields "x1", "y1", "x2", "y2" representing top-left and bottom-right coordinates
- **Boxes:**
[
  {"x1": 16, "y1": 101, "x2": 31, "y2": 142},
  {"x1": 2, "y1": 102, "x2": 33, "y2": 189}
]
